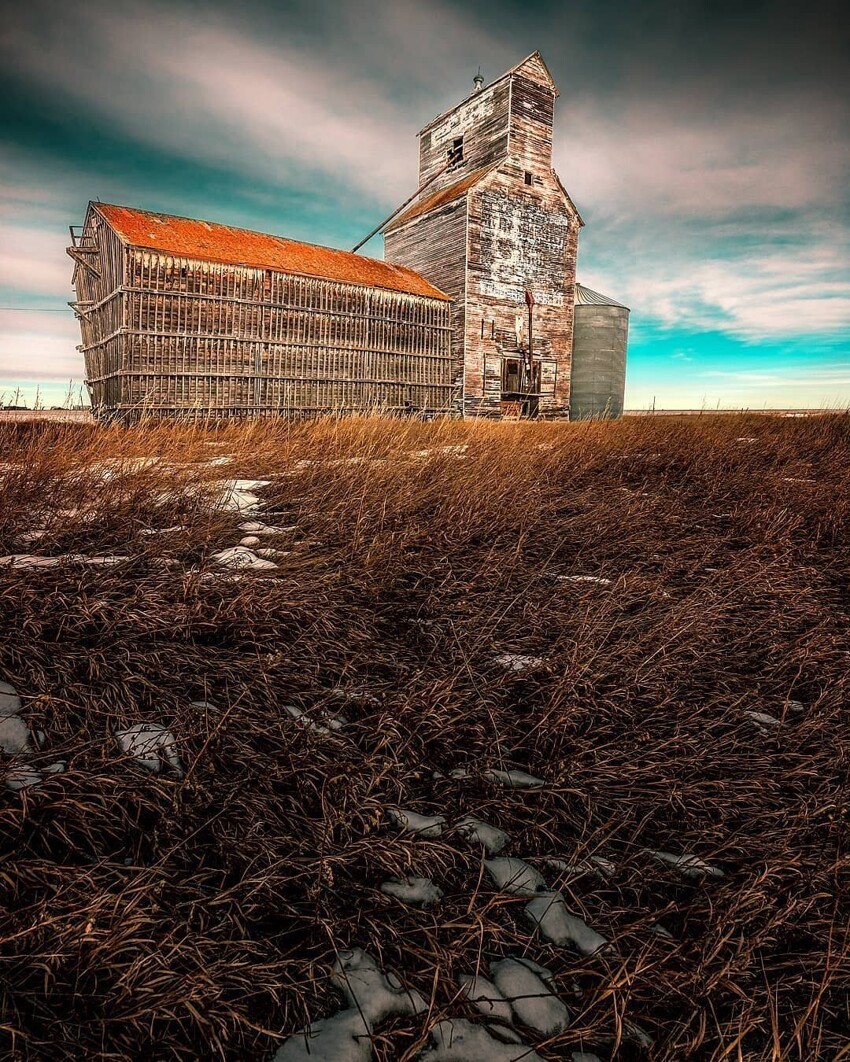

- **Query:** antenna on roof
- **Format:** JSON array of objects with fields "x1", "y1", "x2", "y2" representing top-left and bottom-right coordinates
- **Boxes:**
[{"x1": 473, "y1": 67, "x2": 484, "y2": 93}]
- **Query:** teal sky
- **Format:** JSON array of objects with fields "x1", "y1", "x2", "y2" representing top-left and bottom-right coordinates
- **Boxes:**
[{"x1": 1, "y1": 0, "x2": 848, "y2": 409}]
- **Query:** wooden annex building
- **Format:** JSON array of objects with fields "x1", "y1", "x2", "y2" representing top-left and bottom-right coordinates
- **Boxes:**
[
  {"x1": 68, "y1": 206, "x2": 452, "y2": 419},
  {"x1": 69, "y1": 52, "x2": 627, "y2": 421}
]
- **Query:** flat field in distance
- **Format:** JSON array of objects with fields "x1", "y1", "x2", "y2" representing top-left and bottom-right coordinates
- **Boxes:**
[{"x1": 1, "y1": 413, "x2": 848, "y2": 1061}]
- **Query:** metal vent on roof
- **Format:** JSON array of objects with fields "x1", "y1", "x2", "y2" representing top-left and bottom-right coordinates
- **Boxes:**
[{"x1": 575, "y1": 283, "x2": 628, "y2": 308}]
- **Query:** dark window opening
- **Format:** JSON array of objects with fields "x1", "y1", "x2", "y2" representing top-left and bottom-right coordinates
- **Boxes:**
[
  {"x1": 448, "y1": 136, "x2": 464, "y2": 169},
  {"x1": 524, "y1": 171, "x2": 533, "y2": 186}
]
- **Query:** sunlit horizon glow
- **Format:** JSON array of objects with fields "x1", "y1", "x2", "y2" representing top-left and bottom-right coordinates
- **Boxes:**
[{"x1": 1, "y1": 0, "x2": 848, "y2": 410}]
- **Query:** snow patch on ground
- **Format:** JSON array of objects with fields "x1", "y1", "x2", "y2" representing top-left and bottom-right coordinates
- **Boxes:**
[
  {"x1": 274, "y1": 949, "x2": 426, "y2": 1061},
  {"x1": 387, "y1": 808, "x2": 445, "y2": 837},
  {"x1": 485, "y1": 857, "x2": 546, "y2": 896},
  {"x1": 380, "y1": 876, "x2": 443, "y2": 907},
  {"x1": 524, "y1": 892, "x2": 611, "y2": 955},
  {"x1": 0, "y1": 553, "x2": 130, "y2": 569},
  {"x1": 489, "y1": 957, "x2": 569, "y2": 1037},
  {"x1": 284, "y1": 705, "x2": 345, "y2": 735},
  {"x1": 417, "y1": 1018, "x2": 541, "y2": 1061},
  {"x1": 556, "y1": 575, "x2": 613, "y2": 586},
  {"x1": 493, "y1": 653, "x2": 546, "y2": 672},
  {"x1": 455, "y1": 815, "x2": 509, "y2": 854},
  {"x1": 116, "y1": 723, "x2": 183, "y2": 777},
  {"x1": 210, "y1": 547, "x2": 278, "y2": 571},
  {"x1": 647, "y1": 850, "x2": 724, "y2": 879},
  {"x1": 482, "y1": 768, "x2": 547, "y2": 789}
]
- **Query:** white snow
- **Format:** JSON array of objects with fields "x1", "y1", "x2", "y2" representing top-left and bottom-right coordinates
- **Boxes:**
[
  {"x1": 210, "y1": 546, "x2": 278, "y2": 571},
  {"x1": 0, "y1": 680, "x2": 21, "y2": 718},
  {"x1": 0, "y1": 553, "x2": 130, "y2": 569},
  {"x1": 543, "y1": 855, "x2": 615, "y2": 879},
  {"x1": 139, "y1": 525, "x2": 183, "y2": 536},
  {"x1": 116, "y1": 723, "x2": 183, "y2": 777},
  {"x1": 273, "y1": 1009, "x2": 372, "y2": 1062},
  {"x1": 212, "y1": 479, "x2": 271, "y2": 514},
  {"x1": 489, "y1": 957, "x2": 569, "y2": 1037},
  {"x1": 274, "y1": 949, "x2": 425, "y2": 1061},
  {"x1": 238, "y1": 521, "x2": 297, "y2": 535},
  {"x1": 457, "y1": 973, "x2": 513, "y2": 1023},
  {"x1": 745, "y1": 710, "x2": 781, "y2": 729},
  {"x1": 330, "y1": 948, "x2": 427, "y2": 1024},
  {"x1": 484, "y1": 857, "x2": 546, "y2": 896},
  {"x1": 524, "y1": 891, "x2": 611, "y2": 955},
  {"x1": 387, "y1": 808, "x2": 445, "y2": 837},
  {"x1": 647, "y1": 850, "x2": 724, "y2": 879},
  {"x1": 482, "y1": 768, "x2": 547, "y2": 789},
  {"x1": 4, "y1": 765, "x2": 42, "y2": 790},
  {"x1": 556, "y1": 575, "x2": 613, "y2": 586},
  {"x1": 493, "y1": 653, "x2": 546, "y2": 672},
  {"x1": 0, "y1": 714, "x2": 32, "y2": 756},
  {"x1": 239, "y1": 535, "x2": 261, "y2": 547},
  {"x1": 418, "y1": 1018, "x2": 541, "y2": 1062},
  {"x1": 380, "y1": 875, "x2": 443, "y2": 907},
  {"x1": 283, "y1": 705, "x2": 346, "y2": 734},
  {"x1": 455, "y1": 815, "x2": 509, "y2": 855},
  {"x1": 3, "y1": 761, "x2": 65, "y2": 792}
]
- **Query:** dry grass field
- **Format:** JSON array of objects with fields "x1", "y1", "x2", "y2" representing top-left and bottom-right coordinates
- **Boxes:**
[{"x1": 1, "y1": 413, "x2": 848, "y2": 1061}]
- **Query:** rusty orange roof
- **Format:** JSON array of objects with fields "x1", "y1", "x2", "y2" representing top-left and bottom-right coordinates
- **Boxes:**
[
  {"x1": 93, "y1": 203, "x2": 450, "y2": 301},
  {"x1": 384, "y1": 165, "x2": 496, "y2": 233}
]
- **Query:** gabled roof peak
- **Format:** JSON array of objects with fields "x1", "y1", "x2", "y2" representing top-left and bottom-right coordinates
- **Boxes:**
[{"x1": 418, "y1": 51, "x2": 558, "y2": 136}]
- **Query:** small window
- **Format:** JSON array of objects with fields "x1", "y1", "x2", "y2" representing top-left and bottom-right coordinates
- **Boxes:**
[
  {"x1": 448, "y1": 136, "x2": 464, "y2": 168},
  {"x1": 524, "y1": 171, "x2": 533, "y2": 186}
]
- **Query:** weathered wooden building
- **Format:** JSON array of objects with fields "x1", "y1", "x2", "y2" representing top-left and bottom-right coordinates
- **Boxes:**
[
  {"x1": 68, "y1": 205, "x2": 453, "y2": 419},
  {"x1": 384, "y1": 53, "x2": 583, "y2": 418},
  {"x1": 69, "y1": 51, "x2": 626, "y2": 420}
]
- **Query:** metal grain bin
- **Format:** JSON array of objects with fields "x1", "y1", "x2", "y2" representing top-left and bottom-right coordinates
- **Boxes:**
[{"x1": 570, "y1": 283, "x2": 629, "y2": 419}]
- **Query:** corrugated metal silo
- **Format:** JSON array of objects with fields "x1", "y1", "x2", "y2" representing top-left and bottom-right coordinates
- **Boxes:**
[{"x1": 570, "y1": 283, "x2": 629, "y2": 419}]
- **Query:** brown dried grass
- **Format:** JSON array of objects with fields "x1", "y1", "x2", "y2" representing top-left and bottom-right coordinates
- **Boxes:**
[{"x1": 0, "y1": 412, "x2": 848, "y2": 1060}]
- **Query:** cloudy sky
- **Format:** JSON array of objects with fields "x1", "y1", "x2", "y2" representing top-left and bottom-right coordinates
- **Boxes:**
[{"x1": 1, "y1": 0, "x2": 848, "y2": 409}]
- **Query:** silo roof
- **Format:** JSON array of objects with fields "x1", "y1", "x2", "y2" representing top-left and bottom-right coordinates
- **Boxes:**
[{"x1": 575, "y1": 283, "x2": 628, "y2": 309}]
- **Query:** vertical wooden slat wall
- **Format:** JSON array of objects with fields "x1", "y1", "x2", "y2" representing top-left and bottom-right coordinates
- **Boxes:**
[{"x1": 78, "y1": 222, "x2": 453, "y2": 420}]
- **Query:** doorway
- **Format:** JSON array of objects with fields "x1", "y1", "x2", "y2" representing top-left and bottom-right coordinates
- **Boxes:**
[{"x1": 501, "y1": 355, "x2": 540, "y2": 417}]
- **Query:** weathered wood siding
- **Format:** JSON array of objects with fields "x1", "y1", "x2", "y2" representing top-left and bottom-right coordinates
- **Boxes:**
[
  {"x1": 466, "y1": 166, "x2": 577, "y2": 416},
  {"x1": 386, "y1": 54, "x2": 579, "y2": 418},
  {"x1": 70, "y1": 210, "x2": 126, "y2": 411},
  {"x1": 418, "y1": 79, "x2": 511, "y2": 189},
  {"x1": 73, "y1": 206, "x2": 453, "y2": 420},
  {"x1": 383, "y1": 199, "x2": 467, "y2": 410}
]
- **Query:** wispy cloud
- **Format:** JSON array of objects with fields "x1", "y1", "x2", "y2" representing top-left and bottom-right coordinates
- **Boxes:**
[
  {"x1": 1, "y1": 0, "x2": 502, "y2": 205},
  {"x1": 0, "y1": 309, "x2": 81, "y2": 381}
]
